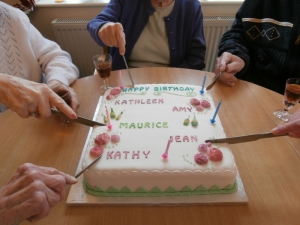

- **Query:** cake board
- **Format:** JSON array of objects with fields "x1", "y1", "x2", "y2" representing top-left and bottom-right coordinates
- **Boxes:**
[{"x1": 67, "y1": 96, "x2": 249, "y2": 206}]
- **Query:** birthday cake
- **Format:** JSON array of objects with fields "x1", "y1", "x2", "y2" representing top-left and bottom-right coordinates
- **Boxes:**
[{"x1": 82, "y1": 84, "x2": 237, "y2": 197}]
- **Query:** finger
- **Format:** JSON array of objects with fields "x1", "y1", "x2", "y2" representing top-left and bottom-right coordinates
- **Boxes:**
[
  {"x1": 68, "y1": 87, "x2": 80, "y2": 112},
  {"x1": 48, "y1": 92, "x2": 77, "y2": 119}
]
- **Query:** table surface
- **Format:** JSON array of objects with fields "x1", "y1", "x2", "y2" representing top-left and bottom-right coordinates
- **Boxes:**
[{"x1": 1, "y1": 67, "x2": 300, "y2": 225}]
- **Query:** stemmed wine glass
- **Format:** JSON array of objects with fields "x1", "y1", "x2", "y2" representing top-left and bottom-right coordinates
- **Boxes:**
[
  {"x1": 274, "y1": 78, "x2": 300, "y2": 121},
  {"x1": 93, "y1": 54, "x2": 112, "y2": 93}
]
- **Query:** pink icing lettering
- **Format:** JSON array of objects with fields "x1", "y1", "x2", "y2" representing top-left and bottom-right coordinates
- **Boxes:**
[
  {"x1": 114, "y1": 151, "x2": 121, "y2": 159},
  {"x1": 143, "y1": 151, "x2": 150, "y2": 158},
  {"x1": 191, "y1": 135, "x2": 198, "y2": 142},
  {"x1": 115, "y1": 100, "x2": 120, "y2": 105},
  {"x1": 121, "y1": 100, "x2": 127, "y2": 104},
  {"x1": 141, "y1": 99, "x2": 145, "y2": 104},
  {"x1": 173, "y1": 107, "x2": 178, "y2": 112},
  {"x1": 183, "y1": 136, "x2": 189, "y2": 142},
  {"x1": 152, "y1": 99, "x2": 157, "y2": 104},
  {"x1": 107, "y1": 151, "x2": 114, "y2": 159},
  {"x1": 175, "y1": 136, "x2": 181, "y2": 142},
  {"x1": 123, "y1": 151, "x2": 130, "y2": 159},
  {"x1": 129, "y1": 100, "x2": 134, "y2": 104},
  {"x1": 179, "y1": 107, "x2": 186, "y2": 112},
  {"x1": 158, "y1": 99, "x2": 164, "y2": 104},
  {"x1": 187, "y1": 107, "x2": 192, "y2": 112},
  {"x1": 147, "y1": 99, "x2": 151, "y2": 104},
  {"x1": 135, "y1": 99, "x2": 140, "y2": 104},
  {"x1": 132, "y1": 151, "x2": 140, "y2": 159}
]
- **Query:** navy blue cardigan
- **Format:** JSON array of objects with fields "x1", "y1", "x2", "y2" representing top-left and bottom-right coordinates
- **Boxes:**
[{"x1": 87, "y1": 0, "x2": 206, "y2": 71}]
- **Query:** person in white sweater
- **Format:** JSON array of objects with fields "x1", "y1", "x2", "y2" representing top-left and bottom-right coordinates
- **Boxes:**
[{"x1": 0, "y1": 1, "x2": 79, "y2": 117}]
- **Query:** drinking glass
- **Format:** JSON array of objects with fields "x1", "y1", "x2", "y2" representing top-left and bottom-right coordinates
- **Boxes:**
[
  {"x1": 274, "y1": 78, "x2": 300, "y2": 121},
  {"x1": 93, "y1": 54, "x2": 112, "y2": 93}
]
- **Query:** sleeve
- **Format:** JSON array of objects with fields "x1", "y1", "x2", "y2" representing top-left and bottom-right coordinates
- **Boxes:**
[
  {"x1": 177, "y1": 4, "x2": 206, "y2": 70},
  {"x1": 87, "y1": 0, "x2": 123, "y2": 47},
  {"x1": 217, "y1": 2, "x2": 251, "y2": 75},
  {"x1": 29, "y1": 24, "x2": 79, "y2": 85}
]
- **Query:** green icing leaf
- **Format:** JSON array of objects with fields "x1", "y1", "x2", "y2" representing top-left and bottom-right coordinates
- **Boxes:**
[
  {"x1": 121, "y1": 186, "x2": 132, "y2": 193},
  {"x1": 195, "y1": 185, "x2": 207, "y2": 191},
  {"x1": 223, "y1": 184, "x2": 234, "y2": 190},
  {"x1": 150, "y1": 186, "x2": 163, "y2": 193},
  {"x1": 107, "y1": 187, "x2": 120, "y2": 193},
  {"x1": 165, "y1": 187, "x2": 177, "y2": 193},
  {"x1": 94, "y1": 186, "x2": 105, "y2": 192},
  {"x1": 208, "y1": 185, "x2": 221, "y2": 191},
  {"x1": 180, "y1": 186, "x2": 193, "y2": 192},
  {"x1": 135, "y1": 187, "x2": 147, "y2": 193}
]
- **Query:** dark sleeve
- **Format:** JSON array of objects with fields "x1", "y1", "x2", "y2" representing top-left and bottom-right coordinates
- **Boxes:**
[
  {"x1": 87, "y1": 0, "x2": 123, "y2": 47},
  {"x1": 217, "y1": 3, "x2": 251, "y2": 75},
  {"x1": 178, "y1": 4, "x2": 206, "y2": 70}
]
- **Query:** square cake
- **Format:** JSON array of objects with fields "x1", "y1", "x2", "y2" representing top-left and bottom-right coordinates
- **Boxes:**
[{"x1": 82, "y1": 84, "x2": 237, "y2": 197}]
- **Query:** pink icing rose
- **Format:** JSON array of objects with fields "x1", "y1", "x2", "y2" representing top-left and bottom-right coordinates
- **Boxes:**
[
  {"x1": 95, "y1": 133, "x2": 110, "y2": 145},
  {"x1": 194, "y1": 153, "x2": 208, "y2": 165},
  {"x1": 198, "y1": 143, "x2": 208, "y2": 153},
  {"x1": 208, "y1": 148, "x2": 223, "y2": 162},
  {"x1": 110, "y1": 88, "x2": 122, "y2": 96},
  {"x1": 90, "y1": 145, "x2": 104, "y2": 157},
  {"x1": 111, "y1": 134, "x2": 120, "y2": 143},
  {"x1": 206, "y1": 142, "x2": 212, "y2": 147},
  {"x1": 200, "y1": 100, "x2": 211, "y2": 108},
  {"x1": 196, "y1": 105, "x2": 204, "y2": 112},
  {"x1": 106, "y1": 94, "x2": 114, "y2": 100},
  {"x1": 190, "y1": 98, "x2": 201, "y2": 106}
]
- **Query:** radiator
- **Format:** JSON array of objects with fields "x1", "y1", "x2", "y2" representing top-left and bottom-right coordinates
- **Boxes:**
[{"x1": 51, "y1": 16, "x2": 234, "y2": 77}]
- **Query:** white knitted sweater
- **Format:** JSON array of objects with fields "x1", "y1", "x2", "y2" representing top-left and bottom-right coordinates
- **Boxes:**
[{"x1": 0, "y1": 1, "x2": 79, "y2": 112}]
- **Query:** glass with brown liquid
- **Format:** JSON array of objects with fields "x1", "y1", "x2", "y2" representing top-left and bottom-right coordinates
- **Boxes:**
[
  {"x1": 93, "y1": 54, "x2": 112, "y2": 93},
  {"x1": 274, "y1": 78, "x2": 300, "y2": 121}
]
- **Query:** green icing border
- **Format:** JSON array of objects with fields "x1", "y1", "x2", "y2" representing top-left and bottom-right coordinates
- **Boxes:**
[{"x1": 83, "y1": 179, "x2": 238, "y2": 197}]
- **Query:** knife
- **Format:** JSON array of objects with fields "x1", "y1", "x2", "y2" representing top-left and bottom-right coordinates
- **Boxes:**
[
  {"x1": 122, "y1": 55, "x2": 135, "y2": 87},
  {"x1": 51, "y1": 108, "x2": 106, "y2": 127},
  {"x1": 205, "y1": 132, "x2": 288, "y2": 144},
  {"x1": 206, "y1": 71, "x2": 222, "y2": 91},
  {"x1": 75, "y1": 154, "x2": 102, "y2": 178}
]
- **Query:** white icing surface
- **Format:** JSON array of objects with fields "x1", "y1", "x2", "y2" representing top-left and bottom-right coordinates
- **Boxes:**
[{"x1": 83, "y1": 84, "x2": 237, "y2": 192}]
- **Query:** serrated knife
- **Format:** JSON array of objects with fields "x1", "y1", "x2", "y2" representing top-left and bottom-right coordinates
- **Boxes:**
[
  {"x1": 51, "y1": 108, "x2": 106, "y2": 127},
  {"x1": 205, "y1": 132, "x2": 288, "y2": 144}
]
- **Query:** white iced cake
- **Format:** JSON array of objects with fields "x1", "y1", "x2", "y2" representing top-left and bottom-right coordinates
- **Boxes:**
[{"x1": 82, "y1": 84, "x2": 237, "y2": 196}]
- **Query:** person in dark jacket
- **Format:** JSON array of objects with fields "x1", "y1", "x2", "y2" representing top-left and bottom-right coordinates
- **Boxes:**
[
  {"x1": 87, "y1": 0, "x2": 206, "y2": 71},
  {"x1": 214, "y1": 0, "x2": 300, "y2": 94}
]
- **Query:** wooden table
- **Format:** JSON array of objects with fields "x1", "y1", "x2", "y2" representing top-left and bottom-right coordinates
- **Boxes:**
[{"x1": 1, "y1": 67, "x2": 300, "y2": 225}]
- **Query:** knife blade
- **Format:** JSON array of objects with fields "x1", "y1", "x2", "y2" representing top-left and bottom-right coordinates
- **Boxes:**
[
  {"x1": 205, "y1": 132, "x2": 288, "y2": 144},
  {"x1": 75, "y1": 154, "x2": 102, "y2": 178},
  {"x1": 206, "y1": 71, "x2": 222, "y2": 91},
  {"x1": 122, "y1": 55, "x2": 135, "y2": 87},
  {"x1": 51, "y1": 108, "x2": 106, "y2": 127}
]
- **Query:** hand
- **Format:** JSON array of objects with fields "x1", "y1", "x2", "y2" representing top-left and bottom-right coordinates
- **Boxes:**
[
  {"x1": 213, "y1": 52, "x2": 245, "y2": 87},
  {"x1": 0, "y1": 163, "x2": 77, "y2": 224},
  {"x1": 98, "y1": 22, "x2": 126, "y2": 55},
  {"x1": 47, "y1": 80, "x2": 80, "y2": 112},
  {"x1": 271, "y1": 109, "x2": 300, "y2": 138},
  {"x1": 0, "y1": 74, "x2": 77, "y2": 119}
]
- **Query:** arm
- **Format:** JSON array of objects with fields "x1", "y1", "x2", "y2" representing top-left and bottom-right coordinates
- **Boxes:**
[
  {"x1": 0, "y1": 73, "x2": 77, "y2": 119},
  {"x1": 0, "y1": 163, "x2": 77, "y2": 225}
]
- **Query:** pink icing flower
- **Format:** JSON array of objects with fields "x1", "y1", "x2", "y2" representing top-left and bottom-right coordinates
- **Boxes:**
[
  {"x1": 208, "y1": 148, "x2": 223, "y2": 162},
  {"x1": 190, "y1": 98, "x2": 200, "y2": 106},
  {"x1": 106, "y1": 94, "x2": 114, "y2": 100},
  {"x1": 194, "y1": 152, "x2": 208, "y2": 165},
  {"x1": 206, "y1": 142, "x2": 212, "y2": 147},
  {"x1": 90, "y1": 145, "x2": 104, "y2": 157},
  {"x1": 196, "y1": 105, "x2": 204, "y2": 112},
  {"x1": 110, "y1": 88, "x2": 122, "y2": 96},
  {"x1": 111, "y1": 134, "x2": 120, "y2": 143},
  {"x1": 200, "y1": 100, "x2": 211, "y2": 108},
  {"x1": 95, "y1": 133, "x2": 110, "y2": 146},
  {"x1": 198, "y1": 143, "x2": 208, "y2": 153}
]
